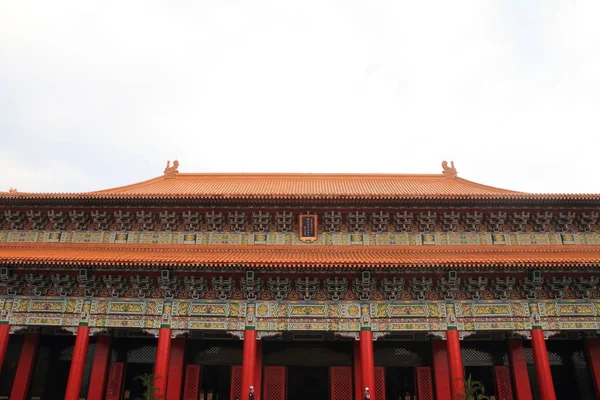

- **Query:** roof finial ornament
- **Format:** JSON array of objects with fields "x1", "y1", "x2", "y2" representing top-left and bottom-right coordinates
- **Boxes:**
[
  {"x1": 164, "y1": 160, "x2": 180, "y2": 179},
  {"x1": 8, "y1": 188, "x2": 18, "y2": 194},
  {"x1": 441, "y1": 160, "x2": 457, "y2": 178}
]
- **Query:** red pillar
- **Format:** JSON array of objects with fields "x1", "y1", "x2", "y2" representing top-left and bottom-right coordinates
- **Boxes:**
[
  {"x1": 508, "y1": 339, "x2": 533, "y2": 400},
  {"x1": 166, "y1": 338, "x2": 186, "y2": 400},
  {"x1": 65, "y1": 325, "x2": 91, "y2": 400},
  {"x1": 87, "y1": 335, "x2": 112, "y2": 400},
  {"x1": 359, "y1": 330, "x2": 375, "y2": 400},
  {"x1": 10, "y1": 333, "x2": 40, "y2": 400},
  {"x1": 155, "y1": 327, "x2": 173, "y2": 399},
  {"x1": 353, "y1": 341, "x2": 362, "y2": 400},
  {"x1": 241, "y1": 329, "x2": 257, "y2": 400},
  {"x1": 254, "y1": 340, "x2": 263, "y2": 400},
  {"x1": 432, "y1": 340, "x2": 451, "y2": 400},
  {"x1": 446, "y1": 329, "x2": 464, "y2": 399},
  {"x1": 0, "y1": 323, "x2": 10, "y2": 375},
  {"x1": 585, "y1": 338, "x2": 600, "y2": 398},
  {"x1": 531, "y1": 328, "x2": 556, "y2": 400}
]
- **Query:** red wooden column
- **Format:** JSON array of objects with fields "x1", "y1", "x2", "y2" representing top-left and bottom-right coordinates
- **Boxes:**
[
  {"x1": 508, "y1": 339, "x2": 532, "y2": 400},
  {"x1": 87, "y1": 335, "x2": 112, "y2": 400},
  {"x1": 530, "y1": 327, "x2": 556, "y2": 400},
  {"x1": 585, "y1": 338, "x2": 600, "y2": 398},
  {"x1": 241, "y1": 328, "x2": 257, "y2": 400},
  {"x1": 353, "y1": 341, "x2": 362, "y2": 400},
  {"x1": 155, "y1": 327, "x2": 173, "y2": 399},
  {"x1": 0, "y1": 323, "x2": 10, "y2": 375},
  {"x1": 432, "y1": 340, "x2": 451, "y2": 400},
  {"x1": 359, "y1": 329, "x2": 375, "y2": 400},
  {"x1": 254, "y1": 340, "x2": 263, "y2": 400},
  {"x1": 10, "y1": 333, "x2": 40, "y2": 400},
  {"x1": 166, "y1": 337, "x2": 186, "y2": 400},
  {"x1": 446, "y1": 329, "x2": 464, "y2": 399},
  {"x1": 65, "y1": 325, "x2": 91, "y2": 400}
]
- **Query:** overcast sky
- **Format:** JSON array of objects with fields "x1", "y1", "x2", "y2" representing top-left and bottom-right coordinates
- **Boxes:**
[{"x1": 1, "y1": 1, "x2": 599, "y2": 194}]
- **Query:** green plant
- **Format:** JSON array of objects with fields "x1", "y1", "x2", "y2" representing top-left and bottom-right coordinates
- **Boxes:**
[
  {"x1": 454, "y1": 374, "x2": 490, "y2": 400},
  {"x1": 133, "y1": 373, "x2": 165, "y2": 400}
]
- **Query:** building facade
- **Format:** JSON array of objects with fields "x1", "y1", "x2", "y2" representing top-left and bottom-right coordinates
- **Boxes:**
[{"x1": 0, "y1": 161, "x2": 599, "y2": 400}]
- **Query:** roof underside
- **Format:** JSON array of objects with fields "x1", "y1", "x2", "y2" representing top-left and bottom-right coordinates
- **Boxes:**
[{"x1": 1, "y1": 243, "x2": 599, "y2": 269}]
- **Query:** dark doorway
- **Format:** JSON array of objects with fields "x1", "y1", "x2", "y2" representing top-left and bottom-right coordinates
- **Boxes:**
[
  {"x1": 465, "y1": 366, "x2": 494, "y2": 397},
  {"x1": 201, "y1": 365, "x2": 232, "y2": 400},
  {"x1": 386, "y1": 367, "x2": 416, "y2": 399},
  {"x1": 288, "y1": 366, "x2": 329, "y2": 400},
  {"x1": 123, "y1": 363, "x2": 153, "y2": 400}
]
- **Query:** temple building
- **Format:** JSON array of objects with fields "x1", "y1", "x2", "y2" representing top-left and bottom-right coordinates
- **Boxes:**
[{"x1": 1, "y1": 161, "x2": 600, "y2": 400}]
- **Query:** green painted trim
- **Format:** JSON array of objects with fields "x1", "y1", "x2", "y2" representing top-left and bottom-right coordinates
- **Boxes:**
[
  {"x1": 160, "y1": 323, "x2": 171, "y2": 328},
  {"x1": 244, "y1": 326, "x2": 256, "y2": 330},
  {"x1": 447, "y1": 326, "x2": 458, "y2": 330},
  {"x1": 0, "y1": 321, "x2": 8, "y2": 325},
  {"x1": 78, "y1": 321, "x2": 89, "y2": 327},
  {"x1": 360, "y1": 326, "x2": 371, "y2": 331},
  {"x1": 532, "y1": 325, "x2": 543, "y2": 330}
]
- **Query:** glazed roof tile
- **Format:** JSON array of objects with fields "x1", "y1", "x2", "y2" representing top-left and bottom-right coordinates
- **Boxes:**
[
  {"x1": 2, "y1": 167, "x2": 599, "y2": 201},
  {"x1": 1, "y1": 242, "x2": 599, "y2": 269}
]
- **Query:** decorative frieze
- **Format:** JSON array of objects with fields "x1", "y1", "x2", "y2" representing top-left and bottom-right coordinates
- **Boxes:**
[
  {"x1": 490, "y1": 277, "x2": 515, "y2": 300},
  {"x1": 509, "y1": 212, "x2": 529, "y2": 232},
  {"x1": 417, "y1": 211, "x2": 436, "y2": 232},
  {"x1": 380, "y1": 278, "x2": 404, "y2": 300},
  {"x1": 532, "y1": 211, "x2": 553, "y2": 232},
  {"x1": 268, "y1": 277, "x2": 292, "y2": 300},
  {"x1": 91, "y1": 210, "x2": 110, "y2": 230},
  {"x1": 184, "y1": 276, "x2": 208, "y2": 299},
  {"x1": 347, "y1": 211, "x2": 366, "y2": 232},
  {"x1": 463, "y1": 212, "x2": 483, "y2": 232},
  {"x1": 394, "y1": 211, "x2": 414, "y2": 232},
  {"x1": 205, "y1": 211, "x2": 224, "y2": 231},
  {"x1": 441, "y1": 211, "x2": 460, "y2": 232},
  {"x1": 324, "y1": 278, "x2": 347, "y2": 300},
  {"x1": 275, "y1": 211, "x2": 294, "y2": 233},
  {"x1": 69, "y1": 211, "x2": 89, "y2": 231},
  {"x1": 4, "y1": 210, "x2": 26, "y2": 230},
  {"x1": 114, "y1": 211, "x2": 133, "y2": 231},
  {"x1": 371, "y1": 211, "x2": 390, "y2": 232},
  {"x1": 554, "y1": 212, "x2": 575, "y2": 232},
  {"x1": 295, "y1": 277, "x2": 319, "y2": 300},
  {"x1": 323, "y1": 211, "x2": 342, "y2": 233},
  {"x1": 24, "y1": 274, "x2": 51, "y2": 296},
  {"x1": 26, "y1": 210, "x2": 46, "y2": 230},
  {"x1": 408, "y1": 277, "x2": 433, "y2": 300},
  {"x1": 182, "y1": 211, "x2": 201, "y2": 231},
  {"x1": 48, "y1": 211, "x2": 69, "y2": 230},
  {"x1": 159, "y1": 210, "x2": 179, "y2": 231},
  {"x1": 211, "y1": 277, "x2": 235, "y2": 299},
  {"x1": 228, "y1": 211, "x2": 247, "y2": 232},
  {"x1": 578, "y1": 212, "x2": 598, "y2": 232},
  {"x1": 252, "y1": 211, "x2": 271, "y2": 232},
  {"x1": 136, "y1": 211, "x2": 155, "y2": 231}
]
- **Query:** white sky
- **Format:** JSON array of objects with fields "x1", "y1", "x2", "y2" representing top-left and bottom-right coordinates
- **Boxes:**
[{"x1": 0, "y1": 1, "x2": 599, "y2": 194}]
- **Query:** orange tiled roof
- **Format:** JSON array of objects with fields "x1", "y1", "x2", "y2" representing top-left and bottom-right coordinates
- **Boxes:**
[
  {"x1": 0, "y1": 242, "x2": 599, "y2": 269},
  {"x1": 2, "y1": 171, "x2": 599, "y2": 201}
]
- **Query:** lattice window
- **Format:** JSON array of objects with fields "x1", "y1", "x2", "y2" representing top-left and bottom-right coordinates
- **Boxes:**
[
  {"x1": 264, "y1": 343, "x2": 352, "y2": 366},
  {"x1": 374, "y1": 367, "x2": 386, "y2": 400},
  {"x1": 263, "y1": 366, "x2": 286, "y2": 400},
  {"x1": 416, "y1": 367, "x2": 434, "y2": 400},
  {"x1": 330, "y1": 367, "x2": 353, "y2": 400},
  {"x1": 229, "y1": 365, "x2": 242, "y2": 400},
  {"x1": 183, "y1": 365, "x2": 201, "y2": 400},
  {"x1": 190, "y1": 342, "x2": 243, "y2": 365},
  {"x1": 105, "y1": 362, "x2": 125, "y2": 400},
  {"x1": 493, "y1": 366, "x2": 513, "y2": 400},
  {"x1": 524, "y1": 347, "x2": 562, "y2": 365},
  {"x1": 462, "y1": 347, "x2": 494, "y2": 366},
  {"x1": 127, "y1": 345, "x2": 157, "y2": 363},
  {"x1": 79, "y1": 342, "x2": 96, "y2": 398},
  {"x1": 374, "y1": 343, "x2": 425, "y2": 367}
]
